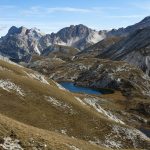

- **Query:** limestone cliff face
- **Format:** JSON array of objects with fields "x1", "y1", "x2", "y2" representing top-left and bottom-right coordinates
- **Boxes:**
[
  {"x1": 0, "y1": 26, "x2": 44, "y2": 62},
  {"x1": 0, "y1": 25, "x2": 106, "y2": 62},
  {"x1": 99, "y1": 27, "x2": 150, "y2": 75}
]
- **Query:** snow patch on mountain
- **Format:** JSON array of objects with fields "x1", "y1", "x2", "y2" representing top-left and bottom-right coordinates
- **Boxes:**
[
  {"x1": 26, "y1": 72, "x2": 49, "y2": 85},
  {"x1": 87, "y1": 31, "x2": 106, "y2": 44},
  {"x1": 0, "y1": 80, "x2": 25, "y2": 96},
  {"x1": 34, "y1": 45, "x2": 41, "y2": 55},
  {"x1": 45, "y1": 96, "x2": 73, "y2": 113},
  {"x1": 104, "y1": 125, "x2": 150, "y2": 149},
  {"x1": 61, "y1": 129, "x2": 67, "y2": 135},
  {"x1": 84, "y1": 98, "x2": 125, "y2": 124},
  {"x1": 75, "y1": 97, "x2": 86, "y2": 105},
  {"x1": 54, "y1": 81, "x2": 67, "y2": 91},
  {"x1": 0, "y1": 137, "x2": 23, "y2": 150},
  {"x1": 67, "y1": 144, "x2": 80, "y2": 150}
]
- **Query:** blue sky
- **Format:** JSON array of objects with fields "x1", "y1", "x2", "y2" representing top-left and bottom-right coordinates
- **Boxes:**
[{"x1": 0, "y1": 0, "x2": 150, "y2": 36}]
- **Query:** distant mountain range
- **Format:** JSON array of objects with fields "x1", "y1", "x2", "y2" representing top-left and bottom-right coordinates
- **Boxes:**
[
  {"x1": 1, "y1": 16, "x2": 150, "y2": 64},
  {"x1": 0, "y1": 24, "x2": 107, "y2": 62}
]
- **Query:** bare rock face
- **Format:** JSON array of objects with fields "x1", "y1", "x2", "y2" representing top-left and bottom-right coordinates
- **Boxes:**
[
  {"x1": 77, "y1": 16, "x2": 150, "y2": 61},
  {"x1": 0, "y1": 26, "x2": 44, "y2": 62},
  {"x1": 0, "y1": 25, "x2": 106, "y2": 62},
  {"x1": 48, "y1": 24, "x2": 107, "y2": 50},
  {"x1": 99, "y1": 27, "x2": 150, "y2": 75}
]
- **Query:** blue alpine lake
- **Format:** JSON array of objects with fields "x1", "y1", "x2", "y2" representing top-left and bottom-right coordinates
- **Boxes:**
[
  {"x1": 60, "y1": 82, "x2": 113, "y2": 95},
  {"x1": 140, "y1": 128, "x2": 150, "y2": 138}
]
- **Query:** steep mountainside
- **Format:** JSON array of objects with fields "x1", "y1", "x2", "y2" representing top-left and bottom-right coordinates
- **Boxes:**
[
  {"x1": 42, "y1": 44, "x2": 80, "y2": 60},
  {"x1": 0, "y1": 26, "x2": 44, "y2": 62},
  {"x1": 43, "y1": 24, "x2": 107, "y2": 50},
  {"x1": 0, "y1": 56, "x2": 149, "y2": 149},
  {"x1": 99, "y1": 27, "x2": 150, "y2": 75},
  {"x1": 108, "y1": 16, "x2": 150, "y2": 37},
  {"x1": 77, "y1": 36, "x2": 122, "y2": 58}
]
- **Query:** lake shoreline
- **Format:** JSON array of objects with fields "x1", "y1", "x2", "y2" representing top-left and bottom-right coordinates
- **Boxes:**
[{"x1": 59, "y1": 81, "x2": 114, "y2": 95}]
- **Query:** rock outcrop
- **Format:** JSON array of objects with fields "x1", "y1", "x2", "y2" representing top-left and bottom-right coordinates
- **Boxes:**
[{"x1": 99, "y1": 27, "x2": 150, "y2": 75}]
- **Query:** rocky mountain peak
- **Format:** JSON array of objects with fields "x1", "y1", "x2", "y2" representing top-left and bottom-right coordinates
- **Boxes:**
[
  {"x1": 140, "y1": 16, "x2": 150, "y2": 24},
  {"x1": 7, "y1": 26, "x2": 43, "y2": 37},
  {"x1": 47, "y1": 24, "x2": 106, "y2": 50},
  {"x1": 0, "y1": 24, "x2": 107, "y2": 62},
  {"x1": 7, "y1": 26, "x2": 28, "y2": 36},
  {"x1": 7, "y1": 26, "x2": 18, "y2": 35},
  {"x1": 56, "y1": 24, "x2": 91, "y2": 38}
]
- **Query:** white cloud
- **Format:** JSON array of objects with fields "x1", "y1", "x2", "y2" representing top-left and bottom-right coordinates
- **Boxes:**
[
  {"x1": 22, "y1": 6, "x2": 121, "y2": 16},
  {"x1": 47, "y1": 7, "x2": 91, "y2": 13},
  {"x1": 106, "y1": 15, "x2": 145, "y2": 19},
  {"x1": 22, "y1": 6, "x2": 92, "y2": 16}
]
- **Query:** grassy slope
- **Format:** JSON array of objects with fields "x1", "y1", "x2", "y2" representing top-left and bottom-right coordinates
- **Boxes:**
[
  {"x1": 0, "y1": 113, "x2": 108, "y2": 150},
  {"x1": 0, "y1": 59, "x2": 149, "y2": 149},
  {"x1": 0, "y1": 59, "x2": 116, "y2": 148}
]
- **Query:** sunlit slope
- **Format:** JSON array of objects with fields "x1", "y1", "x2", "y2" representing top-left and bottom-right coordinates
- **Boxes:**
[{"x1": 0, "y1": 58, "x2": 149, "y2": 149}]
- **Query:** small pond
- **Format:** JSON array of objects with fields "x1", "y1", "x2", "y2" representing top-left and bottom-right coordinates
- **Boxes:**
[
  {"x1": 140, "y1": 128, "x2": 150, "y2": 138},
  {"x1": 60, "y1": 82, "x2": 113, "y2": 95}
]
